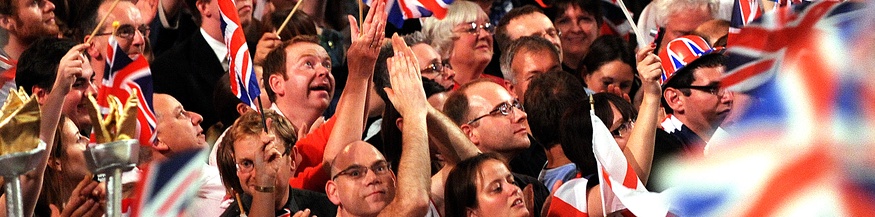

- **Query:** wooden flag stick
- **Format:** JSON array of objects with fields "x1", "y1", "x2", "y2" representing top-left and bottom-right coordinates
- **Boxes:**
[
  {"x1": 86, "y1": 0, "x2": 121, "y2": 44},
  {"x1": 276, "y1": 0, "x2": 305, "y2": 38},
  {"x1": 358, "y1": 0, "x2": 364, "y2": 36}
]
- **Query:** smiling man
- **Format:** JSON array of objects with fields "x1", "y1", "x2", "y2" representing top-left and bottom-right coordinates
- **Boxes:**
[
  {"x1": 0, "y1": 0, "x2": 60, "y2": 105},
  {"x1": 81, "y1": 0, "x2": 148, "y2": 81}
]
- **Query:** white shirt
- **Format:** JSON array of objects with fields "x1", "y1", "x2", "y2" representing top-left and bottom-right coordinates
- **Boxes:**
[{"x1": 200, "y1": 28, "x2": 229, "y2": 72}]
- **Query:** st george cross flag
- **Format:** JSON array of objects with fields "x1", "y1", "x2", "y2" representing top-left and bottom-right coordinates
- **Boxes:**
[
  {"x1": 546, "y1": 178, "x2": 592, "y2": 217},
  {"x1": 132, "y1": 148, "x2": 208, "y2": 217},
  {"x1": 218, "y1": 0, "x2": 261, "y2": 109},
  {"x1": 99, "y1": 35, "x2": 157, "y2": 146},
  {"x1": 590, "y1": 110, "x2": 670, "y2": 217},
  {"x1": 363, "y1": 0, "x2": 453, "y2": 28}
]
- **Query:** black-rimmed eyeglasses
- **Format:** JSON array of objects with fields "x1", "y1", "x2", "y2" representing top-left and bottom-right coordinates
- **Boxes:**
[{"x1": 466, "y1": 99, "x2": 524, "y2": 125}]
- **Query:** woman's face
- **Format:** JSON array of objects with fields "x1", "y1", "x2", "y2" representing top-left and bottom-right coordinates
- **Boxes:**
[
  {"x1": 469, "y1": 160, "x2": 528, "y2": 217},
  {"x1": 59, "y1": 118, "x2": 90, "y2": 179},
  {"x1": 608, "y1": 102, "x2": 633, "y2": 150},
  {"x1": 450, "y1": 12, "x2": 494, "y2": 68},
  {"x1": 584, "y1": 60, "x2": 634, "y2": 94},
  {"x1": 554, "y1": 5, "x2": 600, "y2": 59}
]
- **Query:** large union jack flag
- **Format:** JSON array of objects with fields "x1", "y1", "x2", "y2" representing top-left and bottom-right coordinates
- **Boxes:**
[
  {"x1": 364, "y1": 0, "x2": 453, "y2": 28},
  {"x1": 132, "y1": 148, "x2": 208, "y2": 216},
  {"x1": 218, "y1": 0, "x2": 261, "y2": 109},
  {"x1": 99, "y1": 35, "x2": 157, "y2": 146},
  {"x1": 657, "y1": 2, "x2": 875, "y2": 216}
]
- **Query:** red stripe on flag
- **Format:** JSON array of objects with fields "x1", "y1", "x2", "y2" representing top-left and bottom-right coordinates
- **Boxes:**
[
  {"x1": 419, "y1": 0, "x2": 448, "y2": 18},
  {"x1": 722, "y1": 59, "x2": 775, "y2": 87},
  {"x1": 156, "y1": 169, "x2": 202, "y2": 215},
  {"x1": 547, "y1": 196, "x2": 588, "y2": 217},
  {"x1": 397, "y1": 0, "x2": 415, "y2": 20},
  {"x1": 622, "y1": 163, "x2": 638, "y2": 189},
  {"x1": 741, "y1": 146, "x2": 832, "y2": 216}
]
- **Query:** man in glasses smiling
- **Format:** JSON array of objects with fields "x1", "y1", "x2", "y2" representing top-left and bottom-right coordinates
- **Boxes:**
[{"x1": 80, "y1": 0, "x2": 148, "y2": 80}]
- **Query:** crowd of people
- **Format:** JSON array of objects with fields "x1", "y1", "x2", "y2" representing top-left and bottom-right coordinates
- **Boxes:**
[{"x1": 0, "y1": 0, "x2": 750, "y2": 216}]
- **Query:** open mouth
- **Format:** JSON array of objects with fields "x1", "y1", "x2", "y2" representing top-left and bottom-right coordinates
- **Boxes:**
[
  {"x1": 512, "y1": 198, "x2": 524, "y2": 207},
  {"x1": 309, "y1": 83, "x2": 331, "y2": 94}
]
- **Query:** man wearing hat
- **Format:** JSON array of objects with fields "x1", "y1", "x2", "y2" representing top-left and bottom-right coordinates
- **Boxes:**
[{"x1": 658, "y1": 35, "x2": 733, "y2": 153}]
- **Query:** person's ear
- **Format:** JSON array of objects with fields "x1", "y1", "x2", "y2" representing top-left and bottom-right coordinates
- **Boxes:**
[
  {"x1": 395, "y1": 117, "x2": 403, "y2": 131},
  {"x1": 236, "y1": 103, "x2": 252, "y2": 116},
  {"x1": 461, "y1": 124, "x2": 480, "y2": 146},
  {"x1": 467, "y1": 207, "x2": 479, "y2": 217},
  {"x1": 287, "y1": 147, "x2": 298, "y2": 173},
  {"x1": 664, "y1": 88, "x2": 684, "y2": 113},
  {"x1": 33, "y1": 87, "x2": 49, "y2": 105},
  {"x1": 0, "y1": 15, "x2": 15, "y2": 31},
  {"x1": 153, "y1": 139, "x2": 170, "y2": 152},
  {"x1": 269, "y1": 74, "x2": 285, "y2": 97},
  {"x1": 48, "y1": 157, "x2": 63, "y2": 172},
  {"x1": 196, "y1": 0, "x2": 211, "y2": 17},
  {"x1": 325, "y1": 180, "x2": 342, "y2": 205},
  {"x1": 83, "y1": 38, "x2": 102, "y2": 60}
]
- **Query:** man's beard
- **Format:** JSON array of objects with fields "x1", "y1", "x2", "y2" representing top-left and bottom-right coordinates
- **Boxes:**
[{"x1": 13, "y1": 17, "x2": 59, "y2": 43}]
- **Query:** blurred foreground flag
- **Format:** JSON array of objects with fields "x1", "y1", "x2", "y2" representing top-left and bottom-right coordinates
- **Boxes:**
[
  {"x1": 658, "y1": 1, "x2": 875, "y2": 216},
  {"x1": 132, "y1": 149, "x2": 208, "y2": 216}
]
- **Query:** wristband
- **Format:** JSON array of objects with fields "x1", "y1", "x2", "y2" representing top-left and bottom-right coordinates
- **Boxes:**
[{"x1": 254, "y1": 185, "x2": 275, "y2": 193}]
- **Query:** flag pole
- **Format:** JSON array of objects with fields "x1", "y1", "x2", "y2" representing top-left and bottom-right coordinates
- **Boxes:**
[
  {"x1": 358, "y1": 0, "x2": 364, "y2": 36},
  {"x1": 276, "y1": 0, "x2": 305, "y2": 38},
  {"x1": 256, "y1": 93, "x2": 269, "y2": 133},
  {"x1": 86, "y1": 0, "x2": 122, "y2": 44},
  {"x1": 615, "y1": 0, "x2": 647, "y2": 48}
]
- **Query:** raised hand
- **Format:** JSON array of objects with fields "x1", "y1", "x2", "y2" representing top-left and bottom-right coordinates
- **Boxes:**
[
  {"x1": 56, "y1": 176, "x2": 105, "y2": 217},
  {"x1": 636, "y1": 45, "x2": 662, "y2": 85},
  {"x1": 254, "y1": 32, "x2": 282, "y2": 65},
  {"x1": 54, "y1": 44, "x2": 90, "y2": 94},
  {"x1": 254, "y1": 118, "x2": 283, "y2": 190},
  {"x1": 383, "y1": 34, "x2": 427, "y2": 119},
  {"x1": 346, "y1": 0, "x2": 387, "y2": 79}
]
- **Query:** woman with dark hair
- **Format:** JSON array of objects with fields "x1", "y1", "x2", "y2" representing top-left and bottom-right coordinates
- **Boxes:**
[
  {"x1": 544, "y1": 0, "x2": 604, "y2": 74},
  {"x1": 444, "y1": 153, "x2": 528, "y2": 217},
  {"x1": 580, "y1": 35, "x2": 637, "y2": 96},
  {"x1": 541, "y1": 45, "x2": 664, "y2": 217},
  {"x1": 592, "y1": 92, "x2": 637, "y2": 149}
]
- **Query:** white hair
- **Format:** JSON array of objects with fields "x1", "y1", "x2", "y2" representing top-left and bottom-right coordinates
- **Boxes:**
[
  {"x1": 654, "y1": 0, "x2": 719, "y2": 26},
  {"x1": 421, "y1": 1, "x2": 487, "y2": 58}
]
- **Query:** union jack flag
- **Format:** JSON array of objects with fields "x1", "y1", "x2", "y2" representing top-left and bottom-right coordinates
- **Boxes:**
[
  {"x1": 364, "y1": 0, "x2": 453, "y2": 28},
  {"x1": 657, "y1": 2, "x2": 875, "y2": 216},
  {"x1": 0, "y1": 55, "x2": 16, "y2": 106},
  {"x1": 132, "y1": 148, "x2": 208, "y2": 216},
  {"x1": 99, "y1": 35, "x2": 157, "y2": 146},
  {"x1": 219, "y1": 0, "x2": 261, "y2": 109},
  {"x1": 728, "y1": 0, "x2": 762, "y2": 43}
]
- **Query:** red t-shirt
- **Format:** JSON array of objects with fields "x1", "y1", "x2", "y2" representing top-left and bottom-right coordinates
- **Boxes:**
[{"x1": 288, "y1": 117, "x2": 336, "y2": 192}]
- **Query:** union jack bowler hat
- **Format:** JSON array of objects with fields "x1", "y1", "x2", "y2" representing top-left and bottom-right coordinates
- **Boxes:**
[{"x1": 659, "y1": 35, "x2": 725, "y2": 88}]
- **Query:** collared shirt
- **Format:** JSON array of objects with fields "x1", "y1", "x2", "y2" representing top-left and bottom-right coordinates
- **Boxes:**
[{"x1": 200, "y1": 28, "x2": 229, "y2": 72}]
